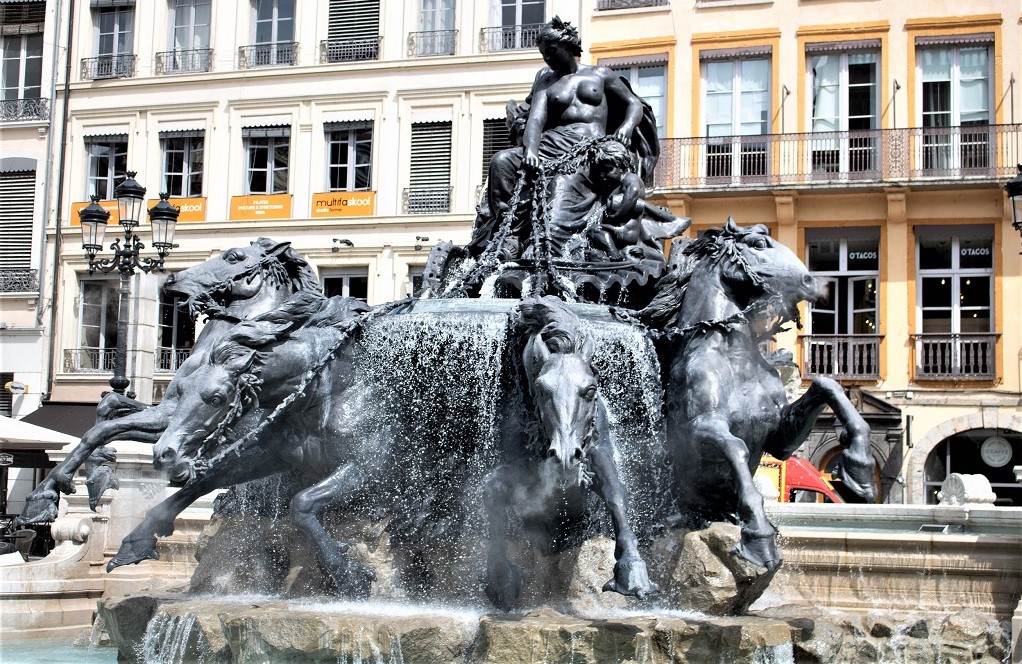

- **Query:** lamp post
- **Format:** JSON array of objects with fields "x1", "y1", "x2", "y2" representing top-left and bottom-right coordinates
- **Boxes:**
[
  {"x1": 1005, "y1": 165, "x2": 1022, "y2": 246},
  {"x1": 78, "y1": 172, "x2": 180, "y2": 397}
]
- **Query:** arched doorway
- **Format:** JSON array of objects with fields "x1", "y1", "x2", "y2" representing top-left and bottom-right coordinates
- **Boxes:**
[{"x1": 922, "y1": 428, "x2": 1021, "y2": 506}]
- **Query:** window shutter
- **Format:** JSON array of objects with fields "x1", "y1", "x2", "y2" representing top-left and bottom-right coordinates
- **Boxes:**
[
  {"x1": 0, "y1": 172, "x2": 34, "y2": 270},
  {"x1": 481, "y1": 118, "x2": 511, "y2": 182},
  {"x1": 242, "y1": 125, "x2": 290, "y2": 139},
  {"x1": 328, "y1": 0, "x2": 380, "y2": 41},
  {"x1": 408, "y1": 121, "x2": 452, "y2": 212}
]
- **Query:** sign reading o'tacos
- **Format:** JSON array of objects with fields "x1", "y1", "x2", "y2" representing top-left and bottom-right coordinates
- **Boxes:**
[
  {"x1": 230, "y1": 194, "x2": 293, "y2": 220},
  {"x1": 310, "y1": 191, "x2": 375, "y2": 218},
  {"x1": 147, "y1": 197, "x2": 207, "y2": 222}
]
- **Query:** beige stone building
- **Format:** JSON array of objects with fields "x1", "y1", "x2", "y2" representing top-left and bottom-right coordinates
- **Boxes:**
[{"x1": 3, "y1": 0, "x2": 1020, "y2": 512}]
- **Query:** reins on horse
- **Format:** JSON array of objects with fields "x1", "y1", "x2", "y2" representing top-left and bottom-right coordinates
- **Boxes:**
[{"x1": 188, "y1": 253, "x2": 291, "y2": 321}]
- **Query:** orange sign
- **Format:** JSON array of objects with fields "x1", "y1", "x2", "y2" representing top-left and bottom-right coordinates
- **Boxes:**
[
  {"x1": 69, "y1": 200, "x2": 119, "y2": 226},
  {"x1": 230, "y1": 194, "x2": 292, "y2": 220},
  {"x1": 147, "y1": 197, "x2": 206, "y2": 222},
  {"x1": 310, "y1": 191, "x2": 376, "y2": 218}
]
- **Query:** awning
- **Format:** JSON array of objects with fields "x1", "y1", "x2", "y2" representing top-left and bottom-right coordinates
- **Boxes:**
[
  {"x1": 597, "y1": 52, "x2": 668, "y2": 67},
  {"x1": 321, "y1": 109, "x2": 375, "y2": 125},
  {"x1": 0, "y1": 414, "x2": 79, "y2": 451},
  {"x1": 916, "y1": 33, "x2": 993, "y2": 47},
  {"x1": 410, "y1": 108, "x2": 453, "y2": 124},
  {"x1": 699, "y1": 45, "x2": 772, "y2": 60},
  {"x1": 241, "y1": 114, "x2": 292, "y2": 128},
  {"x1": 19, "y1": 401, "x2": 98, "y2": 438},
  {"x1": 81, "y1": 124, "x2": 130, "y2": 138},
  {"x1": 156, "y1": 120, "x2": 205, "y2": 135},
  {"x1": 806, "y1": 39, "x2": 881, "y2": 54}
]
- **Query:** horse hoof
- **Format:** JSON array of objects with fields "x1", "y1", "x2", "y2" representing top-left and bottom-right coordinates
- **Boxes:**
[
  {"x1": 328, "y1": 560, "x2": 376, "y2": 600},
  {"x1": 484, "y1": 561, "x2": 523, "y2": 611},
  {"x1": 107, "y1": 540, "x2": 161, "y2": 571},
  {"x1": 603, "y1": 557, "x2": 658, "y2": 599},
  {"x1": 733, "y1": 528, "x2": 782, "y2": 572}
]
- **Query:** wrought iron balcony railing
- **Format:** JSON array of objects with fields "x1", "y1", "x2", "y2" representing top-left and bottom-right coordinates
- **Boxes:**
[
  {"x1": 320, "y1": 37, "x2": 382, "y2": 63},
  {"x1": 64, "y1": 348, "x2": 117, "y2": 373},
  {"x1": 0, "y1": 98, "x2": 48, "y2": 122},
  {"x1": 155, "y1": 346, "x2": 191, "y2": 373},
  {"x1": 654, "y1": 123, "x2": 1022, "y2": 191},
  {"x1": 403, "y1": 187, "x2": 452, "y2": 214},
  {"x1": 155, "y1": 48, "x2": 214, "y2": 75},
  {"x1": 408, "y1": 30, "x2": 457, "y2": 57},
  {"x1": 801, "y1": 334, "x2": 882, "y2": 381},
  {"x1": 911, "y1": 333, "x2": 999, "y2": 381},
  {"x1": 480, "y1": 24, "x2": 543, "y2": 52},
  {"x1": 81, "y1": 54, "x2": 137, "y2": 80},
  {"x1": 239, "y1": 42, "x2": 298, "y2": 68},
  {"x1": 0, "y1": 269, "x2": 39, "y2": 293},
  {"x1": 597, "y1": 0, "x2": 669, "y2": 9}
]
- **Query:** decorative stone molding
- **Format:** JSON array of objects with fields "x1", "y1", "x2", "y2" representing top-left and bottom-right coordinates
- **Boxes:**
[
  {"x1": 937, "y1": 473, "x2": 997, "y2": 506},
  {"x1": 50, "y1": 516, "x2": 92, "y2": 545}
]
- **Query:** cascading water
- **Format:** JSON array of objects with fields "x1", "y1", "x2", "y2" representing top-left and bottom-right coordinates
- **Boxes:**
[{"x1": 139, "y1": 612, "x2": 206, "y2": 664}]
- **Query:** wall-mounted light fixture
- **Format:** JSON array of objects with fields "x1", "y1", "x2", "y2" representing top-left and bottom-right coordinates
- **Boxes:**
[
  {"x1": 332, "y1": 238, "x2": 354, "y2": 252},
  {"x1": 414, "y1": 236, "x2": 429, "y2": 251}
]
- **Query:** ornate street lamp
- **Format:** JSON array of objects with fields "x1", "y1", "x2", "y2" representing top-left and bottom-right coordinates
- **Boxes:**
[
  {"x1": 78, "y1": 173, "x2": 180, "y2": 397},
  {"x1": 1005, "y1": 164, "x2": 1022, "y2": 242}
]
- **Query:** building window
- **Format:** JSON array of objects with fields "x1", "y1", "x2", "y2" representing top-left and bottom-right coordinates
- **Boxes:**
[
  {"x1": 0, "y1": 171, "x2": 34, "y2": 273},
  {"x1": 161, "y1": 132, "x2": 204, "y2": 197},
  {"x1": 482, "y1": 0, "x2": 544, "y2": 51},
  {"x1": 917, "y1": 39, "x2": 992, "y2": 173},
  {"x1": 914, "y1": 226, "x2": 995, "y2": 379},
  {"x1": 2, "y1": 33, "x2": 42, "y2": 102},
  {"x1": 610, "y1": 62, "x2": 666, "y2": 138},
  {"x1": 244, "y1": 126, "x2": 290, "y2": 194},
  {"x1": 406, "y1": 266, "x2": 425, "y2": 298},
  {"x1": 808, "y1": 44, "x2": 879, "y2": 176},
  {"x1": 96, "y1": 6, "x2": 134, "y2": 58},
  {"x1": 171, "y1": 0, "x2": 211, "y2": 51},
  {"x1": 481, "y1": 117, "x2": 511, "y2": 183},
  {"x1": 412, "y1": 0, "x2": 456, "y2": 57},
  {"x1": 701, "y1": 51, "x2": 770, "y2": 180},
  {"x1": 323, "y1": 271, "x2": 368, "y2": 302},
  {"x1": 245, "y1": 0, "x2": 296, "y2": 67},
  {"x1": 0, "y1": 372, "x2": 11, "y2": 417},
  {"x1": 75, "y1": 279, "x2": 119, "y2": 372},
  {"x1": 324, "y1": 0, "x2": 380, "y2": 62},
  {"x1": 86, "y1": 136, "x2": 127, "y2": 200},
  {"x1": 406, "y1": 121, "x2": 452, "y2": 214},
  {"x1": 804, "y1": 228, "x2": 880, "y2": 379},
  {"x1": 156, "y1": 290, "x2": 195, "y2": 372},
  {"x1": 327, "y1": 122, "x2": 372, "y2": 192}
]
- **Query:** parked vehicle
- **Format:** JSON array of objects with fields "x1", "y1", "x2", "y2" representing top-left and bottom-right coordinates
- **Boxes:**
[{"x1": 758, "y1": 455, "x2": 844, "y2": 503}]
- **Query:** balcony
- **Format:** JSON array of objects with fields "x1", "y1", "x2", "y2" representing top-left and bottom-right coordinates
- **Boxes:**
[
  {"x1": 408, "y1": 30, "x2": 457, "y2": 57},
  {"x1": 0, "y1": 269, "x2": 38, "y2": 293},
  {"x1": 480, "y1": 24, "x2": 543, "y2": 52},
  {"x1": 64, "y1": 348, "x2": 117, "y2": 373},
  {"x1": 319, "y1": 37, "x2": 382, "y2": 63},
  {"x1": 801, "y1": 334, "x2": 882, "y2": 381},
  {"x1": 156, "y1": 346, "x2": 191, "y2": 373},
  {"x1": 403, "y1": 187, "x2": 451, "y2": 214},
  {"x1": 81, "y1": 54, "x2": 136, "y2": 80},
  {"x1": 239, "y1": 42, "x2": 298, "y2": 69},
  {"x1": 155, "y1": 48, "x2": 214, "y2": 75},
  {"x1": 1, "y1": 98, "x2": 48, "y2": 123},
  {"x1": 911, "y1": 333, "x2": 998, "y2": 381},
  {"x1": 654, "y1": 124, "x2": 1022, "y2": 191},
  {"x1": 597, "y1": 0, "x2": 669, "y2": 8}
]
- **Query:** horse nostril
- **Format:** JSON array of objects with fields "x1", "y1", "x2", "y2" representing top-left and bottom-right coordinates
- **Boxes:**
[
  {"x1": 573, "y1": 448, "x2": 583, "y2": 461},
  {"x1": 159, "y1": 448, "x2": 175, "y2": 462},
  {"x1": 547, "y1": 448, "x2": 558, "y2": 459}
]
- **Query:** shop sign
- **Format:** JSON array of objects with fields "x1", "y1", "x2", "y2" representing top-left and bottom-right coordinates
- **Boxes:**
[
  {"x1": 0, "y1": 453, "x2": 13, "y2": 467},
  {"x1": 310, "y1": 191, "x2": 375, "y2": 218},
  {"x1": 230, "y1": 194, "x2": 292, "y2": 220},
  {"x1": 980, "y1": 437, "x2": 1012, "y2": 468},
  {"x1": 69, "y1": 200, "x2": 119, "y2": 226},
  {"x1": 147, "y1": 197, "x2": 207, "y2": 222},
  {"x1": 4, "y1": 381, "x2": 26, "y2": 395}
]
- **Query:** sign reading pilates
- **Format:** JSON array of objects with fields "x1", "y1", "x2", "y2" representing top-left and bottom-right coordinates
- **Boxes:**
[
  {"x1": 230, "y1": 194, "x2": 292, "y2": 220},
  {"x1": 311, "y1": 191, "x2": 375, "y2": 218}
]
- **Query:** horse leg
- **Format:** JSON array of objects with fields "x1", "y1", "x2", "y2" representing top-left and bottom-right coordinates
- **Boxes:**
[
  {"x1": 482, "y1": 466, "x2": 523, "y2": 611},
  {"x1": 692, "y1": 416, "x2": 781, "y2": 571},
  {"x1": 17, "y1": 405, "x2": 169, "y2": 525},
  {"x1": 587, "y1": 416, "x2": 657, "y2": 598},
  {"x1": 289, "y1": 462, "x2": 375, "y2": 599},
  {"x1": 766, "y1": 376, "x2": 876, "y2": 502},
  {"x1": 107, "y1": 445, "x2": 281, "y2": 571}
]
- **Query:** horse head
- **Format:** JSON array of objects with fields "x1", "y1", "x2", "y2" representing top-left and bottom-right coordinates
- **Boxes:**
[
  {"x1": 520, "y1": 297, "x2": 599, "y2": 482},
  {"x1": 686, "y1": 218, "x2": 821, "y2": 334},
  {"x1": 153, "y1": 340, "x2": 262, "y2": 485},
  {"x1": 164, "y1": 238, "x2": 321, "y2": 321}
]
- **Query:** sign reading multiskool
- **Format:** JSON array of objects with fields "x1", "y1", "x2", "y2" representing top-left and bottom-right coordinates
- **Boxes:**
[
  {"x1": 230, "y1": 194, "x2": 293, "y2": 220},
  {"x1": 70, "y1": 198, "x2": 207, "y2": 224},
  {"x1": 310, "y1": 191, "x2": 375, "y2": 218}
]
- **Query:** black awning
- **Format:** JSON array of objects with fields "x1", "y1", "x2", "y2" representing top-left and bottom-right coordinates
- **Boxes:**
[{"x1": 20, "y1": 402, "x2": 99, "y2": 438}]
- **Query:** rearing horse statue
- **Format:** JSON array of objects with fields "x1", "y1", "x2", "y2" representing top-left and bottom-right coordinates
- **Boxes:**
[{"x1": 647, "y1": 219, "x2": 876, "y2": 571}]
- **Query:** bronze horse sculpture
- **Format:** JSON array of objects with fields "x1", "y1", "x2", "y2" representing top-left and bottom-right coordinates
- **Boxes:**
[
  {"x1": 645, "y1": 218, "x2": 876, "y2": 570},
  {"x1": 17, "y1": 239, "x2": 319, "y2": 526}
]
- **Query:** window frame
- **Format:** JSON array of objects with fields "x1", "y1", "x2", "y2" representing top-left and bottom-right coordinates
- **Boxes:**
[
  {"x1": 700, "y1": 54, "x2": 771, "y2": 180},
  {"x1": 86, "y1": 136, "x2": 127, "y2": 200},
  {"x1": 161, "y1": 133, "x2": 205, "y2": 198},
  {"x1": 77, "y1": 278, "x2": 120, "y2": 370},
  {"x1": 915, "y1": 229, "x2": 994, "y2": 336},
  {"x1": 156, "y1": 288, "x2": 196, "y2": 372},
  {"x1": 610, "y1": 61, "x2": 667, "y2": 139},
  {"x1": 94, "y1": 6, "x2": 134, "y2": 57},
  {"x1": 169, "y1": 0, "x2": 212, "y2": 52},
  {"x1": 253, "y1": 0, "x2": 295, "y2": 45},
  {"x1": 245, "y1": 134, "x2": 290, "y2": 195},
  {"x1": 1, "y1": 32, "x2": 43, "y2": 101},
  {"x1": 321, "y1": 269, "x2": 369, "y2": 302},
  {"x1": 326, "y1": 122, "x2": 373, "y2": 192},
  {"x1": 805, "y1": 230, "x2": 880, "y2": 336}
]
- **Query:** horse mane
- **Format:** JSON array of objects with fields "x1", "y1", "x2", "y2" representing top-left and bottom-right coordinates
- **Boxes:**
[
  {"x1": 520, "y1": 296, "x2": 582, "y2": 354},
  {"x1": 209, "y1": 291, "x2": 330, "y2": 367},
  {"x1": 252, "y1": 237, "x2": 323, "y2": 295}
]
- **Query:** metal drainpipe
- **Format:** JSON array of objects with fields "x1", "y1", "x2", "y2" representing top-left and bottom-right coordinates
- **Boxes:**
[{"x1": 40, "y1": 0, "x2": 75, "y2": 401}]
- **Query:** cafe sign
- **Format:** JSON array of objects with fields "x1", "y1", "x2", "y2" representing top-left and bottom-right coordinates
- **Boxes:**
[
  {"x1": 980, "y1": 436, "x2": 1012, "y2": 468},
  {"x1": 230, "y1": 194, "x2": 292, "y2": 220},
  {"x1": 311, "y1": 191, "x2": 375, "y2": 218},
  {"x1": 70, "y1": 200, "x2": 119, "y2": 226},
  {"x1": 0, "y1": 453, "x2": 13, "y2": 467}
]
